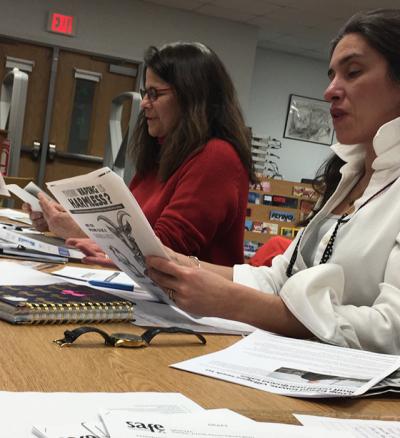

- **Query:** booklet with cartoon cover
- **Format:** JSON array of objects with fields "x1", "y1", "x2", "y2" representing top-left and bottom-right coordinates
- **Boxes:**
[{"x1": 46, "y1": 167, "x2": 171, "y2": 304}]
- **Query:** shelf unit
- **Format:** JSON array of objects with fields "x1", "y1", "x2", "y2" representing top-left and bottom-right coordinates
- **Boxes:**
[{"x1": 244, "y1": 178, "x2": 318, "y2": 258}]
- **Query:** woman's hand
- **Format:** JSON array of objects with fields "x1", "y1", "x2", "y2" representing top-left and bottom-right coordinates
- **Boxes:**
[
  {"x1": 38, "y1": 194, "x2": 87, "y2": 239},
  {"x1": 66, "y1": 237, "x2": 116, "y2": 268},
  {"x1": 22, "y1": 202, "x2": 49, "y2": 232},
  {"x1": 147, "y1": 255, "x2": 311, "y2": 337},
  {"x1": 146, "y1": 255, "x2": 234, "y2": 317}
]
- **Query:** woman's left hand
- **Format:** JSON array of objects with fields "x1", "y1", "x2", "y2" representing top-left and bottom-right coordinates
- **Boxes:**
[
  {"x1": 66, "y1": 237, "x2": 116, "y2": 268},
  {"x1": 146, "y1": 255, "x2": 234, "y2": 317}
]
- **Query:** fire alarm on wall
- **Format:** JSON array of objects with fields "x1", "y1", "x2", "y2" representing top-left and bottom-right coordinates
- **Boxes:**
[{"x1": 47, "y1": 12, "x2": 76, "y2": 36}]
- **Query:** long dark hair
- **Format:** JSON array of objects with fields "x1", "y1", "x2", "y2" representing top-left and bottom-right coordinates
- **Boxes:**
[
  {"x1": 308, "y1": 9, "x2": 400, "y2": 221},
  {"x1": 130, "y1": 42, "x2": 256, "y2": 183}
]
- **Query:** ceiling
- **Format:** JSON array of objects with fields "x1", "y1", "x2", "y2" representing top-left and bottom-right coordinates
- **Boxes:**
[{"x1": 141, "y1": 0, "x2": 399, "y2": 60}]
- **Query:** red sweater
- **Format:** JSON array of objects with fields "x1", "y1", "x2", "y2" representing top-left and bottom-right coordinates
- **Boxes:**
[{"x1": 129, "y1": 138, "x2": 249, "y2": 266}]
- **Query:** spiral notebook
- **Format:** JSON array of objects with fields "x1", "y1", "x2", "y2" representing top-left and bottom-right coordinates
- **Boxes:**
[{"x1": 0, "y1": 282, "x2": 135, "y2": 324}]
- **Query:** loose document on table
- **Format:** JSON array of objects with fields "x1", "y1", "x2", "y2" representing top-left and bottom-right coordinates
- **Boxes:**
[
  {"x1": 172, "y1": 330, "x2": 400, "y2": 398},
  {"x1": 295, "y1": 414, "x2": 400, "y2": 438}
]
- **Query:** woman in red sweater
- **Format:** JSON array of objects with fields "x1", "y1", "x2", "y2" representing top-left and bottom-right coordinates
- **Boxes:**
[{"x1": 28, "y1": 42, "x2": 255, "y2": 265}]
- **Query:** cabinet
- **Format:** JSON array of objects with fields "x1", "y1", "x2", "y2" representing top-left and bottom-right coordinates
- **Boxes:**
[{"x1": 244, "y1": 178, "x2": 318, "y2": 258}]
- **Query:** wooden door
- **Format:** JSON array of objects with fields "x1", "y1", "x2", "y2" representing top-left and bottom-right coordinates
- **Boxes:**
[
  {"x1": 0, "y1": 38, "x2": 138, "y2": 185},
  {"x1": 44, "y1": 50, "x2": 137, "y2": 182}
]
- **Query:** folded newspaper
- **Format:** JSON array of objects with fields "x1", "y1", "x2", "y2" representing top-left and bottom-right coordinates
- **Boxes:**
[{"x1": 47, "y1": 167, "x2": 171, "y2": 304}]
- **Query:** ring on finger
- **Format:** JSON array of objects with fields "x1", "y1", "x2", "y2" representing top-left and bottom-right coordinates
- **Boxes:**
[{"x1": 166, "y1": 288, "x2": 176, "y2": 302}]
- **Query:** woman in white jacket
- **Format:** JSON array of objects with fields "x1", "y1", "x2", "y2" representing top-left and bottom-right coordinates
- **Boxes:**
[{"x1": 146, "y1": 8, "x2": 400, "y2": 355}]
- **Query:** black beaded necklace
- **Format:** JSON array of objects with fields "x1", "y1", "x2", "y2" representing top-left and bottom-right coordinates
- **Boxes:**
[{"x1": 286, "y1": 178, "x2": 397, "y2": 278}]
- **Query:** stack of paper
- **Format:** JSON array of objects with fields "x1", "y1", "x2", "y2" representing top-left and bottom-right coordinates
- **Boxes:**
[
  {"x1": 0, "y1": 223, "x2": 83, "y2": 260},
  {"x1": 0, "y1": 391, "x2": 356, "y2": 438},
  {"x1": 34, "y1": 409, "x2": 357, "y2": 438}
]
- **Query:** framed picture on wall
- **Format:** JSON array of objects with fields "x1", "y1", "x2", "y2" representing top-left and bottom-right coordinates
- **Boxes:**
[{"x1": 283, "y1": 94, "x2": 334, "y2": 145}]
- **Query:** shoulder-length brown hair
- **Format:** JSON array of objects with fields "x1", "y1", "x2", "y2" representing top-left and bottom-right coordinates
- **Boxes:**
[{"x1": 130, "y1": 42, "x2": 256, "y2": 183}]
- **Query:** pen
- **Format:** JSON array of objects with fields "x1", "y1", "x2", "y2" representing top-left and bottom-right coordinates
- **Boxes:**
[{"x1": 88, "y1": 280, "x2": 134, "y2": 292}]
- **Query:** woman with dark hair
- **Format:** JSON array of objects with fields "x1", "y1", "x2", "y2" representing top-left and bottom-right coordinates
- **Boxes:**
[
  {"x1": 27, "y1": 42, "x2": 254, "y2": 266},
  {"x1": 147, "y1": 9, "x2": 400, "y2": 354},
  {"x1": 126, "y1": 42, "x2": 255, "y2": 265}
]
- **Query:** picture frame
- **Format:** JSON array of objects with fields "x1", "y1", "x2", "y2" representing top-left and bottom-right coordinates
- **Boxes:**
[{"x1": 284, "y1": 94, "x2": 334, "y2": 145}]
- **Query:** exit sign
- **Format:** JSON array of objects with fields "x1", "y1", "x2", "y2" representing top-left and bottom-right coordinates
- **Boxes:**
[{"x1": 47, "y1": 12, "x2": 76, "y2": 36}]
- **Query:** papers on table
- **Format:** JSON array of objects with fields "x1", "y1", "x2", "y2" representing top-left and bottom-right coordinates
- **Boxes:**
[
  {"x1": 0, "y1": 208, "x2": 32, "y2": 225},
  {"x1": 0, "y1": 391, "x2": 202, "y2": 436},
  {"x1": 94, "y1": 409, "x2": 353, "y2": 438},
  {"x1": 135, "y1": 300, "x2": 255, "y2": 335},
  {"x1": 51, "y1": 266, "x2": 256, "y2": 334},
  {"x1": 51, "y1": 266, "x2": 135, "y2": 285},
  {"x1": 30, "y1": 400, "x2": 356, "y2": 438},
  {"x1": 295, "y1": 414, "x2": 400, "y2": 438},
  {"x1": 0, "y1": 261, "x2": 65, "y2": 285},
  {"x1": 50, "y1": 266, "x2": 155, "y2": 301},
  {"x1": 172, "y1": 330, "x2": 400, "y2": 398}
]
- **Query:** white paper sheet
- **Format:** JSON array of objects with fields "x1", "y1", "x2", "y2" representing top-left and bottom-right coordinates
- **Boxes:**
[
  {"x1": 134, "y1": 300, "x2": 254, "y2": 335},
  {"x1": 172, "y1": 330, "x2": 400, "y2": 398},
  {"x1": 0, "y1": 261, "x2": 65, "y2": 285},
  {"x1": 295, "y1": 414, "x2": 400, "y2": 438},
  {"x1": 0, "y1": 208, "x2": 32, "y2": 224},
  {"x1": 100, "y1": 409, "x2": 252, "y2": 438},
  {"x1": 100, "y1": 409, "x2": 354, "y2": 438},
  {"x1": 51, "y1": 266, "x2": 156, "y2": 301},
  {"x1": 51, "y1": 266, "x2": 135, "y2": 284},
  {"x1": 0, "y1": 391, "x2": 202, "y2": 436},
  {"x1": 6, "y1": 183, "x2": 42, "y2": 211}
]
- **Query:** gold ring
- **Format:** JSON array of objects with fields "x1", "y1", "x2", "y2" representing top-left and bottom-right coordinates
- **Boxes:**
[{"x1": 166, "y1": 288, "x2": 175, "y2": 302}]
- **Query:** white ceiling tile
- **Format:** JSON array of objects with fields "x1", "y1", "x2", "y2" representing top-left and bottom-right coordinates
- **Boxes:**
[
  {"x1": 257, "y1": 28, "x2": 286, "y2": 42},
  {"x1": 195, "y1": 4, "x2": 256, "y2": 22},
  {"x1": 210, "y1": 0, "x2": 283, "y2": 15}
]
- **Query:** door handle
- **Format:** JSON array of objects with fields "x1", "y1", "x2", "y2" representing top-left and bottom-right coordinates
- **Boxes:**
[
  {"x1": 32, "y1": 141, "x2": 41, "y2": 160},
  {"x1": 47, "y1": 143, "x2": 56, "y2": 161}
]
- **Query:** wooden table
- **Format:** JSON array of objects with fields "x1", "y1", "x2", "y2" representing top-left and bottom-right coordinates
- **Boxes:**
[{"x1": 1, "y1": 320, "x2": 399, "y2": 424}]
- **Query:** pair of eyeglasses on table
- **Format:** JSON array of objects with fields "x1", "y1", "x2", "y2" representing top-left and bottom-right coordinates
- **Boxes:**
[{"x1": 54, "y1": 326, "x2": 206, "y2": 348}]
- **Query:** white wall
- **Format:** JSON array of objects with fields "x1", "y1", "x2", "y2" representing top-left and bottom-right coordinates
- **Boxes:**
[
  {"x1": 0, "y1": 0, "x2": 258, "y2": 113},
  {"x1": 248, "y1": 47, "x2": 334, "y2": 182}
]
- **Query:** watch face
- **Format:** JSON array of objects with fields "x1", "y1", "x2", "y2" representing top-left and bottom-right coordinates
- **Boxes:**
[
  {"x1": 112, "y1": 332, "x2": 142, "y2": 342},
  {"x1": 112, "y1": 332, "x2": 147, "y2": 348}
]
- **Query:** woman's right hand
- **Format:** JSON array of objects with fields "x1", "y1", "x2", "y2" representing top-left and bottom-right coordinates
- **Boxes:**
[
  {"x1": 66, "y1": 237, "x2": 116, "y2": 268},
  {"x1": 22, "y1": 202, "x2": 49, "y2": 232}
]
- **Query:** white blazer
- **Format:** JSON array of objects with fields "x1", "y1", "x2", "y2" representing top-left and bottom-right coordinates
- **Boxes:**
[{"x1": 234, "y1": 117, "x2": 400, "y2": 354}]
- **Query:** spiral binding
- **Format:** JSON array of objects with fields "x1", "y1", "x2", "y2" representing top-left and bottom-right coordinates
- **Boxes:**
[{"x1": 21, "y1": 300, "x2": 135, "y2": 324}]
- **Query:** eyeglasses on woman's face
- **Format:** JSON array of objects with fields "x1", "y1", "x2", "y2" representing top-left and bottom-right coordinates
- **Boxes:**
[{"x1": 140, "y1": 86, "x2": 172, "y2": 102}]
